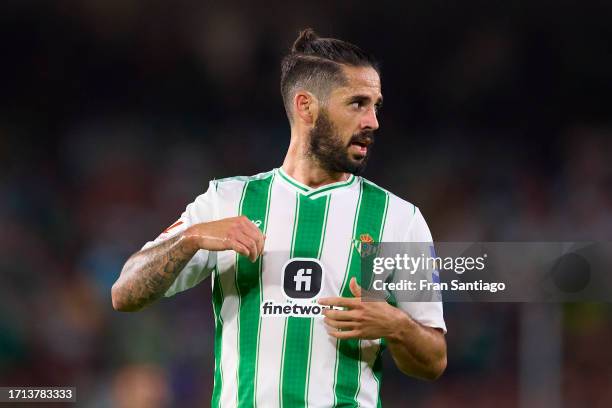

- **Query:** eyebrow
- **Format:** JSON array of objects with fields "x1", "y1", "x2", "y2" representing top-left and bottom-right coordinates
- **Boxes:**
[{"x1": 347, "y1": 94, "x2": 384, "y2": 106}]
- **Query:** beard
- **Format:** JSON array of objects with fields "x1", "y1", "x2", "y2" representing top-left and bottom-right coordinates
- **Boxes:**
[{"x1": 308, "y1": 110, "x2": 375, "y2": 175}]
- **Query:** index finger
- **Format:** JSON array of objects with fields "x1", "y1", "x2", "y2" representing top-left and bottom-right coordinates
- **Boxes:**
[
  {"x1": 318, "y1": 296, "x2": 360, "y2": 308},
  {"x1": 245, "y1": 218, "x2": 265, "y2": 236},
  {"x1": 242, "y1": 221, "x2": 265, "y2": 257}
]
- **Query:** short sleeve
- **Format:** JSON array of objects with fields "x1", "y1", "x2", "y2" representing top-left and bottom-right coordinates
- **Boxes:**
[
  {"x1": 396, "y1": 207, "x2": 447, "y2": 333},
  {"x1": 142, "y1": 181, "x2": 218, "y2": 297}
]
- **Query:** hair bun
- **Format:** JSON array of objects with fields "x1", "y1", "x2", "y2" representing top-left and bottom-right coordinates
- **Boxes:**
[{"x1": 291, "y1": 28, "x2": 319, "y2": 53}]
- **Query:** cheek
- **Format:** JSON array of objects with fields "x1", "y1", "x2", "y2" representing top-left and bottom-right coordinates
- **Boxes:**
[
  {"x1": 335, "y1": 115, "x2": 361, "y2": 140},
  {"x1": 326, "y1": 106, "x2": 360, "y2": 141},
  {"x1": 337, "y1": 127, "x2": 356, "y2": 145}
]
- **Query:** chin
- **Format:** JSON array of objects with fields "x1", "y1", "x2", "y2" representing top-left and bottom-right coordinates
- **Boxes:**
[
  {"x1": 349, "y1": 153, "x2": 367, "y2": 162},
  {"x1": 346, "y1": 161, "x2": 368, "y2": 175}
]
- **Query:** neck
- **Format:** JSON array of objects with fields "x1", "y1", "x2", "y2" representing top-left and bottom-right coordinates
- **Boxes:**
[{"x1": 281, "y1": 128, "x2": 350, "y2": 189}]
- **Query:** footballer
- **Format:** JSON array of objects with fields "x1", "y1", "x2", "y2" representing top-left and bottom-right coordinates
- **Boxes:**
[{"x1": 112, "y1": 28, "x2": 447, "y2": 407}]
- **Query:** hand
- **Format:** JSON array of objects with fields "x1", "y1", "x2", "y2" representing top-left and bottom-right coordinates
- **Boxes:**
[
  {"x1": 318, "y1": 277, "x2": 404, "y2": 340},
  {"x1": 183, "y1": 216, "x2": 265, "y2": 262}
]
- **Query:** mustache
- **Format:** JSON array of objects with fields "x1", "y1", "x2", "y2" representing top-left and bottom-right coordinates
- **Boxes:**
[{"x1": 349, "y1": 130, "x2": 375, "y2": 146}]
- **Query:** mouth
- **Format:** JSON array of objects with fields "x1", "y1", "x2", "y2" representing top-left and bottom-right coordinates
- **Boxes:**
[
  {"x1": 349, "y1": 141, "x2": 369, "y2": 156},
  {"x1": 349, "y1": 138, "x2": 373, "y2": 157}
]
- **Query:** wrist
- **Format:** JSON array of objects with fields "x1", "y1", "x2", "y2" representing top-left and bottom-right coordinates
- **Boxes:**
[
  {"x1": 179, "y1": 227, "x2": 203, "y2": 253},
  {"x1": 385, "y1": 307, "x2": 414, "y2": 344}
]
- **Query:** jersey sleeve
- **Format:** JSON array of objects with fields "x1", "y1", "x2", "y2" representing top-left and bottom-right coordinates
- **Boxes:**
[
  {"x1": 396, "y1": 206, "x2": 447, "y2": 333},
  {"x1": 141, "y1": 181, "x2": 218, "y2": 297}
]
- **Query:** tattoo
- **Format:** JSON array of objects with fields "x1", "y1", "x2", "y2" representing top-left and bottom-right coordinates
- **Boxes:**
[{"x1": 112, "y1": 234, "x2": 198, "y2": 311}]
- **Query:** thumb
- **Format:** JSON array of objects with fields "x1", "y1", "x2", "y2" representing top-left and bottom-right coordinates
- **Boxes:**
[{"x1": 349, "y1": 277, "x2": 362, "y2": 298}]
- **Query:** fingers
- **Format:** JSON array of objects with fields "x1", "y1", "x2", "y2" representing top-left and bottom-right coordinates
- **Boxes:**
[
  {"x1": 324, "y1": 317, "x2": 356, "y2": 330},
  {"x1": 228, "y1": 216, "x2": 265, "y2": 262},
  {"x1": 322, "y1": 308, "x2": 360, "y2": 321},
  {"x1": 349, "y1": 277, "x2": 362, "y2": 297},
  {"x1": 229, "y1": 239, "x2": 251, "y2": 259},
  {"x1": 318, "y1": 296, "x2": 360, "y2": 309},
  {"x1": 326, "y1": 329, "x2": 361, "y2": 340},
  {"x1": 196, "y1": 216, "x2": 265, "y2": 260},
  {"x1": 233, "y1": 230, "x2": 258, "y2": 262},
  {"x1": 322, "y1": 303, "x2": 365, "y2": 340},
  {"x1": 252, "y1": 232, "x2": 264, "y2": 260},
  {"x1": 240, "y1": 218, "x2": 265, "y2": 260},
  {"x1": 324, "y1": 320, "x2": 361, "y2": 339}
]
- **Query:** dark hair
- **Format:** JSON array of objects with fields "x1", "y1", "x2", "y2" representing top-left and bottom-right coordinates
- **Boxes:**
[{"x1": 280, "y1": 28, "x2": 380, "y2": 123}]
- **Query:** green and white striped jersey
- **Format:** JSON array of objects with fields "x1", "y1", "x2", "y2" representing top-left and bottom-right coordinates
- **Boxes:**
[{"x1": 143, "y1": 168, "x2": 446, "y2": 408}]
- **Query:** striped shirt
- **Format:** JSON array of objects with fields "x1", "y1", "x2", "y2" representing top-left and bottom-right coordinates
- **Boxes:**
[{"x1": 143, "y1": 167, "x2": 446, "y2": 407}]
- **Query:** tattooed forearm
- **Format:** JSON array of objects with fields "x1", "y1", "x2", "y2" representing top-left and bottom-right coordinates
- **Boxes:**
[
  {"x1": 111, "y1": 233, "x2": 198, "y2": 312},
  {"x1": 112, "y1": 216, "x2": 266, "y2": 311}
]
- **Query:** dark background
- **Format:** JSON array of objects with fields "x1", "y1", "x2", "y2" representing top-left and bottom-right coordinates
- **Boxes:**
[{"x1": 1, "y1": 0, "x2": 611, "y2": 406}]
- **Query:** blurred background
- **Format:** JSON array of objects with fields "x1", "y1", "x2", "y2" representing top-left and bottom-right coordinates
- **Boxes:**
[{"x1": 1, "y1": 0, "x2": 611, "y2": 406}]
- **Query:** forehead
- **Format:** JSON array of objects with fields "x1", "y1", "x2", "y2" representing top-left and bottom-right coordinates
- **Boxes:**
[{"x1": 331, "y1": 65, "x2": 382, "y2": 100}]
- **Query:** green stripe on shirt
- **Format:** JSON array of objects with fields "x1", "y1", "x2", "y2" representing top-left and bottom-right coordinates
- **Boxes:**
[
  {"x1": 334, "y1": 180, "x2": 388, "y2": 407},
  {"x1": 280, "y1": 194, "x2": 330, "y2": 407},
  {"x1": 236, "y1": 174, "x2": 274, "y2": 407}
]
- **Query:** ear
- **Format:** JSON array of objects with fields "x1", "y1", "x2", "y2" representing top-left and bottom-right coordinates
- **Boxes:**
[{"x1": 293, "y1": 91, "x2": 319, "y2": 125}]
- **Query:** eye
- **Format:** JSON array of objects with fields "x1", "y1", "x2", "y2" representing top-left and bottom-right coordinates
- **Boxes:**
[{"x1": 350, "y1": 101, "x2": 364, "y2": 110}]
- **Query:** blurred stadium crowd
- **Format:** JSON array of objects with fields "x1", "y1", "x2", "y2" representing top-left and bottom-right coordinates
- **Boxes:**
[{"x1": 1, "y1": 1, "x2": 611, "y2": 406}]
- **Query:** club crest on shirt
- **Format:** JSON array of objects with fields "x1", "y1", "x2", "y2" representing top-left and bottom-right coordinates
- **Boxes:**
[
  {"x1": 354, "y1": 233, "x2": 376, "y2": 257},
  {"x1": 360, "y1": 233, "x2": 374, "y2": 243}
]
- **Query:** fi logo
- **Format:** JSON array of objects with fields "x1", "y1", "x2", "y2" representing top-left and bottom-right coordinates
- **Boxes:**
[{"x1": 282, "y1": 258, "x2": 324, "y2": 299}]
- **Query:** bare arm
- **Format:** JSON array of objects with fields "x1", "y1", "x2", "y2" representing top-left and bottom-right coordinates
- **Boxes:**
[
  {"x1": 111, "y1": 233, "x2": 199, "y2": 312},
  {"x1": 112, "y1": 216, "x2": 265, "y2": 312},
  {"x1": 385, "y1": 309, "x2": 447, "y2": 380},
  {"x1": 319, "y1": 277, "x2": 447, "y2": 380}
]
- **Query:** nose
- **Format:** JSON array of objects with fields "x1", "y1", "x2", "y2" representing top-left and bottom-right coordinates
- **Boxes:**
[{"x1": 361, "y1": 107, "x2": 379, "y2": 131}]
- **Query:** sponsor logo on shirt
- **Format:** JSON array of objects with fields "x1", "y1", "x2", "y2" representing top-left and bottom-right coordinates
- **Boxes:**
[
  {"x1": 282, "y1": 259, "x2": 323, "y2": 299},
  {"x1": 261, "y1": 258, "x2": 339, "y2": 318}
]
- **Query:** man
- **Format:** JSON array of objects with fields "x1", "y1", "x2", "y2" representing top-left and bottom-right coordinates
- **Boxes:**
[{"x1": 112, "y1": 28, "x2": 447, "y2": 407}]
